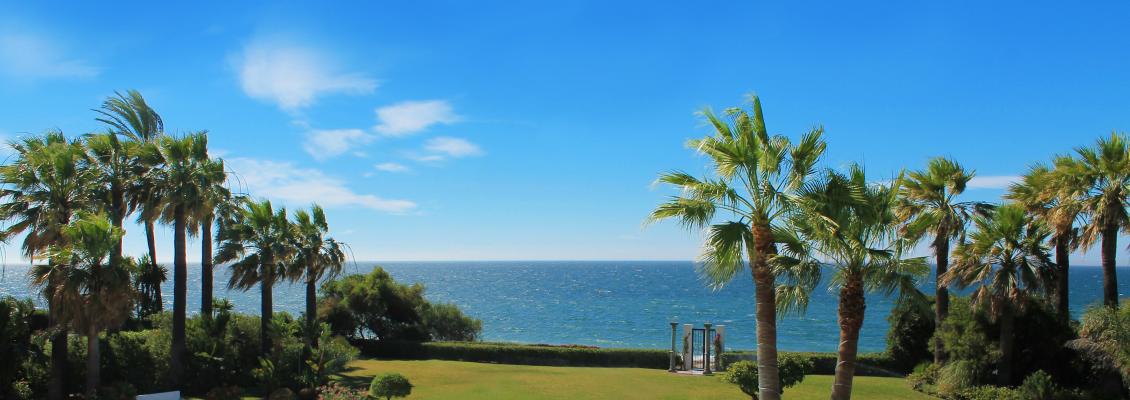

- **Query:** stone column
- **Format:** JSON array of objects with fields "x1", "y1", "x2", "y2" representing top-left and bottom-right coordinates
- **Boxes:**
[
  {"x1": 668, "y1": 322, "x2": 678, "y2": 372},
  {"x1": 682, "y1": 324, "x2": 692, "y2": 371},
  {"x1": 715, "y1": 325, "x2": 725, "y2": 371},
  {"x1": 703, "y1": 323, "x2": 713, "y2": 375}
]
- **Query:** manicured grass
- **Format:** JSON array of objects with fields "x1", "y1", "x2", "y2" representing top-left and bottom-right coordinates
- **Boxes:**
[{"x1": 338, "y1": 359, "x2": 933, "y2": 400}]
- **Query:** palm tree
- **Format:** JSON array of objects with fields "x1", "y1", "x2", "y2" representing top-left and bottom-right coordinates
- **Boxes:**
[
  {"x1": 784, "y1": 165, "x2": 927, "y2": 400},
  {"x1": 191, "y1": 157, "x2": 229, "y2": 317},
  {"x1": 648, "y1": 96, "x2": 825, "y2": 400},
  {"x1": 896, "y1": 157, "x2": 989, "y2": 364},
  {"x1": 1006, "y1": 163, "x2": 1083, "y2": 320},
  {"x1": 0, "y1": 132, "x2": 95, "y2": 400},
  {"x1": 1057, "y1": 132, "x2": 1130, "y2": 308},
  {"x1": 152, "y1": 132, "x2": 218, "y2": 384},
  {"x1": 32, "y1": 213, "x2": 133, "y2": 396},
  {"x1": 216, "y1": 199, "x2": 297, "y2": 356},
  {"x1": 291, "y1": 205, "x2": 346, "y2": 349},
  {"x1": 944, "y1": 203, "x2": 1053, "y2": 385},
  {"x1": 83, "y1": 132, "x2": 140, "y2": 276},
  {"x1": 96, "y1": 90, "x2": 166, "y2": 312}
]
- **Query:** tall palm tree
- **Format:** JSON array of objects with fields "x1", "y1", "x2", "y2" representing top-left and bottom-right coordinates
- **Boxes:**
[
  {"x1": 96, "y1": 90, "x2": 166, "y2": 312},
  {"x1": 216, "y1": 199, "x2": 297, "y2": 356},
  {"x1": 291, "y1": 205, "x2": 346, "y2": 349},
  {"x1": 152, "y1": 132, "x2": 218, "y2": 385},
  {"x1": 191, "y1": 157, "x2": 229, "y2": 317},
  {"x1": 944, "y1": 203, "x2": 1053, "y2": 385},
  {"x1": 784, "y1": 165, "x2": 927, "y2": 400},
  {"x1": 1058, "y1": 132, "x2": 1130, "y2": 308},
  {"x1": 896, "y1": 157, "x2": 988, "y2": 364},
  {"x1": 648, "y1": 96, "x2": 825, "y2": 400},
  {"x1": 0, "y1": 132, "x2": 95, "y2": 400},
  {"x1": 1006, "y1": 163, "x2": 1083, "y2": 320},
  {"x1": 83, "y1": 132, "x2": 139, "y2": 276},
  {"x1": 32, "y1": 213, "x2": 133, "y2": 397}
]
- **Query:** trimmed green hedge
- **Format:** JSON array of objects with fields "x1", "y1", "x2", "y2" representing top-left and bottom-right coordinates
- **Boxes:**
[
  {"x1": 353, "y1": 340, "x2": 904, "y2": 376},
  {"x1": 353, "y1": 340, "x2": 670, "y2": 368},
  {"x1": 721, "y1": 351, "x2": 905, "y2": 376}
]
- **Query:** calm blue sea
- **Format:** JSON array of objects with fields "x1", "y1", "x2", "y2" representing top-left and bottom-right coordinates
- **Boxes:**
[{"x1": 1, "y1": 261, "x2": 1128, "y2": 353}]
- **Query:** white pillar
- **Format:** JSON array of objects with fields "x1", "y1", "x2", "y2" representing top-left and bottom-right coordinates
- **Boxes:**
[
  {"x1": 715, "y1": 325, "x2": 726, "y2": 371},
  {"x1": 682, "y1": 324, "x2": 693, "y2": 371}
]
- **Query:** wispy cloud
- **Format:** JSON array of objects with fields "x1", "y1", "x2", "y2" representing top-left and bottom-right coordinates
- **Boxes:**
[
  {"x1": 374, "y1": 162, "x2": 410, "y2": 173},
  {"x1": 303, "y1": 128, "x2": 375, "y2": 160},
  {"x1": 0, "y1": 32, "x2": 98, "y2": 80},
  {"x1": 227, "y1": 157, "x2": 416, "y2": 213},
  {"x1": 234, "y1": 40, "x2": 376, "y2": 110},
  {"x1": 424, "y1": 137, "x2": 484, "y2": 158},
  {"x1": 968, "y1": 175, "x2": 1020, "y2": 189},
  {"x1": 373, "y1": 100, "x2": 460, "y2": 136}
]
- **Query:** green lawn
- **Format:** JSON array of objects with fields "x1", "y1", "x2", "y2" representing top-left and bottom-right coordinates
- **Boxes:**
[{"x1": 338, "y1": 359, "x2": 933, "y2": 400}]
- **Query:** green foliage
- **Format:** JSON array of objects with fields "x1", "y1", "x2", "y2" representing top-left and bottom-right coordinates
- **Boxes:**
[
  {"x1": 937, "y1": 360, "x2": 985, "y2": 396},
  {"x1": 204, "y1": 385, "x2": 243, "y2": 400},
  {"x1": 316, "y1": 382, "x2": 368, "y2": 400},
  {"x1": 1017, "y1": 370, "x2": 1057, "y2": 400},
  {"x1": 886, "y1": 296, "x2": 935, "y2": 371},
  {"x1": 319, "y1": 267, "x2": 482, "y2": 342},
  {"x1": 952, "y1": 385, "x2": 1020, "y2": 400},
  {"x1": 720, "y1": 351, "x2": 901, "y2": 375},
  {"x1": 723, "y1": 356, "x2": 811, "y2": 398},
  {"x1": 722, "y1": 360, "x2": 759, "y2": 399},
  {"x1": 1069, "y1": 300, "x2": 1130, "y2": 393},
  {"x1": 906, "y1": 362, "x2": 939, "y2": 393},
  {"x1": 302, "y1": 327, "x2": 359, "y2": 387},
  {"x1": 369, "y1": 373, "x2": 413, "y2": 400},
  {"x1": 355, "y1": 339, "x2": 670, "y2": 368},
  {"x1": 0, "y1": 297, "x2": 42, "y2": 399}
]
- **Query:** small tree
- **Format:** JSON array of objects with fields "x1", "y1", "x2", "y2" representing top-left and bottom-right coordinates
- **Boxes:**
[
  {"x1": 369, "y1": 373, "x2": 412, "y2": 400},
  {"x1": 723, "y1": 356, "x2": 811, "y2": 399}
]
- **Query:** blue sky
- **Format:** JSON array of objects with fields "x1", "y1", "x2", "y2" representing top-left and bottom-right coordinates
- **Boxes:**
[{"x1": 0, "y1": 1, "x2": 1127, "y2": 264}]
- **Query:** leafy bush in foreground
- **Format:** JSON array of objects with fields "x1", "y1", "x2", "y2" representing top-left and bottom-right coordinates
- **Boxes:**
[
  {"x1": 723, "y1": 356, "x2": 811, "y2": 399},
  {"x1": 370, "y1": 373, "x2": 413, "y2": 400}
]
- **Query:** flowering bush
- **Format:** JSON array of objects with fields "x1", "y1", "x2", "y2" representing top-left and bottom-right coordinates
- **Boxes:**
[{"x1": 316, "y1": 382, "x2": 368, "y2": 400}]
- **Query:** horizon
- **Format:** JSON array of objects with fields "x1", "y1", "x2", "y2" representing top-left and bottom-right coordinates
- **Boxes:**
[{"x1": 1, "y1": 1, "x2": 1128, "y2": 265}]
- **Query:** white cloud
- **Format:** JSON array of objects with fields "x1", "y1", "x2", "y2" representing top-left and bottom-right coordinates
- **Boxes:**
[
  {"x1": 303, "y1": 129, "x2": 375, "y2": 160},
  {"x1": 424, "y1": 137, "x2": 484, "y2": 158},
  {"x1": 374, "y1": 162, "x2": 410, "y2": 173},
  {"x1": 235, "y1": 40, "x2": 376, "y2": 110},
  {"x1": 0, "y1": 33, "x2": 98, "y2": 79},
  {"x1": 968, "y1": 175, "x2": 1020, "y2": 189},
  {"x1": 373, "y1": 100, "x2": 460, "y2": 136},
  {"x1": 226, "y1": 157, "x2": 416, "y2": 214}
]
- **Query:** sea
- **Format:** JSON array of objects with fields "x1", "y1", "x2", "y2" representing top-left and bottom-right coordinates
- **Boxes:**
[{"x1": 1, "y1": 261, "x2": 1127, "y2": 353}]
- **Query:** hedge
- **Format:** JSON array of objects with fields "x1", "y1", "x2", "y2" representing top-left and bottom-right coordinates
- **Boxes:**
[
  {"x1": 353, "y1": 340, "x2": 669, "y2": 368},
  {"x1": 353, "y1": 340, "x2": 905, "y2": 375}
]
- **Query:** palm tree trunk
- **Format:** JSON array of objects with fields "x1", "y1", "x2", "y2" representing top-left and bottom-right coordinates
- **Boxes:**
[
  {"x1": 261, "y1": 274, "x2": 274, "y2": 357},
  {"x1": 306, "y1": 267, "x2": 318, "y2": 348},
  {"x1": 110, "y1": 183, "x2": 123, "y2": 270},
  {"x1": 934, "y1": 234, "x2": 949, "y2": 365},
  {"x1": 1101, "y1": 223, "x2": 1119, "y2": 308},
  {"x1": 751, "y1": 224, "x2": 780, "y2": 400},
  {"x1": 145, "y1": 219, "x2": 162, "y2": 311},
  {"x1": 86, "y1": 326, "x2": 100, "y2": 396},
  {"x1": 1054, "y1": 232, "x2": 1071, "y2": 320},
  {"x1": 201, "y1": 214, "x2": 214, "y2": 317},
  {"x1": 48, "y1": 309, "x2": 66, "y2": 400},
  {"x1": 831, "y1": 271, "x2": 865, "y2": 400},
  {"x1": 170, "y1": 206, "x2": 187, "y2": 386},
  {"x1": 999, "y1": 302, "x2": 1015, "y2": 386}
]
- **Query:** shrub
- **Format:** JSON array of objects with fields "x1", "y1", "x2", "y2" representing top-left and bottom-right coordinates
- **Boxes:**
[
  {"x1": 777, "y1": 354, "x2": 813, "y2": 388},
  {"x1": 1017, "y1": 370, "x2": 1057, "y2": 400},
  {"x1": 722, "y1": 357, "x2": 811, "y2": 399},
  {"x1": 316, "y1": 382, "x2": 368, "y2": 400},
  {"x1": 369, "y1": 373, "x2": 413, "y2": 400},
  {"x1": 319, "y1": 268, "x2": 482, "y2": 342},
  {"x1": 354, "y1": 339, "x2": 669, "y2": 368},
  {"x1": 937, "y1": 360, "x2": 985, "y2": 397},
  {"x1": 96, "y1": 381, "x2": 137, "y2": 400},
  {"x1": 906, "y1": 362, "x2": 939, "y2": 392},
  {"x1": 268, "y1": 387, "x2": 297, "y2": 400},
  {"x1": 204, "y1": 385, "x2": 243, "y2": 400},
  {"x1": 886, "y1": 296, "x2": 935, "y2": 371},
  {"x1": 954, "y1": 385, "x2": 1019, "y2": 400},
  {"x1": 720, "y1": 351, "x2": 900, "y2": 376}
]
